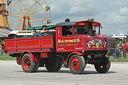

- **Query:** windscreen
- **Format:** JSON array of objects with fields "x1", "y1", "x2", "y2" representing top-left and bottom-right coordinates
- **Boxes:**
[{"x1": 74, "y1": 26, "x2": 100, "y2": 36}]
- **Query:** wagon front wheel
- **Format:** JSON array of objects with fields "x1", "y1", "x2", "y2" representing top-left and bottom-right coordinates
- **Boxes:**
[
  {"x1": 94, "y1": 57, "x2": 111, "y2": 73},
  {"x1": 69, "y1": 55, "x2": 86, "y2": 74}
]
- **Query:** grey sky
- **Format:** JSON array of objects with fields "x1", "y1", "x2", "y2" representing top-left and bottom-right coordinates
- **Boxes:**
[
  {"x1": 47, "y1": 0, "x2": 128, "y2": 35},
  {"x1": 6, "y1": 0, "x2": 128, "y2": 35}
]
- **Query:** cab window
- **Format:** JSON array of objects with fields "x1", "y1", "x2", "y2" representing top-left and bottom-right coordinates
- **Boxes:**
[
  {"x1": 62, "y1": 26, "x2": 72, "y2": 36},
  {"x1": 93, "y1": 26, "x2": 100, "y2": 35},
  {"x1": 74, "y1": 26, "x2": 89, "y2": 35},
  {"x1": 74, "y1": 26, "x2": 100, "y2": 36}
]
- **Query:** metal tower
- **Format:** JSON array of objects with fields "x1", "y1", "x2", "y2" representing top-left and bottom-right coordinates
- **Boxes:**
[{"x1": 0, "y1": 0, "x2": 8, "y2": 28}]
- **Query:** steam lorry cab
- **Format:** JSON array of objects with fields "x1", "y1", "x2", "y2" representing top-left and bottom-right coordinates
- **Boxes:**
[{"x1": 5, "y1": 19, "x2": 111, "y2": 74}]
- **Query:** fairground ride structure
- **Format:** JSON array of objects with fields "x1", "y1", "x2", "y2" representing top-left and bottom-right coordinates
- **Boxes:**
[{"x1": 3, "y1": 0, "x2": 51, "y2": 30}]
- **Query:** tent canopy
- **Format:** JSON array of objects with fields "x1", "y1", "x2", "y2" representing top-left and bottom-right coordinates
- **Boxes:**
[{"x1": 0, "y1": 28, "x2": 11, "y2": 38}]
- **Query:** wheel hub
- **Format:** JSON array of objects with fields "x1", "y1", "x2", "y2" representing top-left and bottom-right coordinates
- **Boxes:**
[
  {"x1": 23, "y1": 57, "x2": 31, "y2": 70},
  {"x1": 26, "y1": 61, "x2": 30, "y2": 66},
  {"x1": 73, "y1": 61, "x2": 77, "y2": 67},
  {"x1": 71, "y1": 57, "x2": 80, "y2": 71}
]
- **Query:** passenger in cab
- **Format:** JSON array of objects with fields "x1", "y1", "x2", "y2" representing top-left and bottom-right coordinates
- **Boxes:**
[
  {"x1": 33, "y1": 25, "x2": 52, "y2": 37},
  {"x1": 22, "y1": 25, "x2": 52, "y2": 38}
]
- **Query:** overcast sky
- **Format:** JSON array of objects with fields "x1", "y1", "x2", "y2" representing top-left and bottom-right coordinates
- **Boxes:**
[{"x1": 46, "y1": 0, "x2": 128, "y2": 35}]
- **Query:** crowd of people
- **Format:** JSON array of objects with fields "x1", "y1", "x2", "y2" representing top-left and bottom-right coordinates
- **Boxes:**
[{"x1": 113, "y1": 41, "x2": 128, "y2": 59}]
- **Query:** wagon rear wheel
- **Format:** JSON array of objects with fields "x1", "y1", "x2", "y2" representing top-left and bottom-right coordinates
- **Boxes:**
[
  {"x1": 69, "y1": 55, "x2": 86, "y2": 74},
  {"x1": 21, "y1": 54, "x2": 39, "y2": 72},
  {"x1": 45, "y1": 59, "x2": 62, "y2": 72}
]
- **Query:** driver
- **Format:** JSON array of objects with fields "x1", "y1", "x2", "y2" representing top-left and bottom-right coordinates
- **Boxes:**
[{"x1": 63, "y1": 28, "x2": 72, "y2": 36}]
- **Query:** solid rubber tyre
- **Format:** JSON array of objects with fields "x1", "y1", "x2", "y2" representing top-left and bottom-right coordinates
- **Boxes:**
[
  {"x1": 69, "y1": 54, "x2": 86, "y2": 74},
  {"x1": 94, "y1": 57, "x2": 111, "y2": 73},
  {"x1": 21, "y1": 54, "x2": 39, "y2": 72},
  {"x1": 45, "y1": 59, "x2": 62, "y2": 72},
  {"x1": 33, "y1": 62, "x2": 39, "y2": 72}
]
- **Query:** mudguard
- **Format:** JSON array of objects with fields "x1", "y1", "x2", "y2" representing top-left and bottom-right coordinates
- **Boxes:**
[
  {"x1": 17, "y1": 51, "x2": 41, "y2": 65},
  {"x1": 66, "y1": 52, "x2": 84, "y2": 65}
]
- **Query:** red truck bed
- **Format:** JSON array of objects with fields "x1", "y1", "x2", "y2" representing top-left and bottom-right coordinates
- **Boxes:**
[{"x1": 5, "y1": 36, "x2": 53, "y2": 54}]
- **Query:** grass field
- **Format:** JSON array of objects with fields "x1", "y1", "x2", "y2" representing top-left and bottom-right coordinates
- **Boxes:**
[
  {"x1": 110, "y1": 56, "x2": 128, "y2": 62},
  {"x1": 0, "y1": 53, "x2": 16, "y2": 60},
  {"x1": 0, "y1": 53, "x2": 128, "y2": 62},
  {"x1": 110, "y1": 52, "x2": 128, "y2": 62}
]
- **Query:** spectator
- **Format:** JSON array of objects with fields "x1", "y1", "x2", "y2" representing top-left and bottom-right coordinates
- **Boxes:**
[
  {"x1": 0, "y1": 43, "x2": 3, "y2": 56},
  {"x1": 123, "y1": 41, "x2": 128, "y2": 58},
  {"x1": 118, "y1": 41, "x2": 123, "y2": 58},
  {"x1": 113, "y1": 48, "x2": 120, "y2": 59}
]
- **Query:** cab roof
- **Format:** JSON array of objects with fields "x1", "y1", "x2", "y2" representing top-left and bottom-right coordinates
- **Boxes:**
[
  {"x1": 55, "y1": 21, "x2": 101, "y2": 27},
  {"x1": 55, "y1": 22, "x2": 76, "y2": 26},
  {"x1": 26, "y1": 20, "x2": 101, "y2": 30}
]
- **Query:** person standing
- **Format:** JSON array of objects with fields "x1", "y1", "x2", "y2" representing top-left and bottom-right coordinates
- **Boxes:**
[
  {"x1": 118, "y1": 41, "x2": 123, "y2": 58},
  {"x1": 0, "y1": 43, "x2": 3, "y2": 56},
  {"x1": 123, "y1": 42, "x2": 128, "y2": 58},
  {"x1": 113, "y1": 48, "x2": 120, "y2": 59}
]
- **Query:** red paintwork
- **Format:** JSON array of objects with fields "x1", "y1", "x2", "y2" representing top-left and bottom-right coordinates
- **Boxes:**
[
  {"x1": 23, "y1": 57, "x2": 31, "y2": 70},
  {"x1": 5, "y1": 20, "x2": 107, "y2": 67},
  {"x1": 17, "y1": 57, "x2": 21, "y2": 65},
  {"x1": 55, "y1": 20, "x2": 106, "y2": 53},
  {"x1": 66, "y1": 52, "x2": 84, "y2": 65},
  {"x1": 68, "y1": 52, "x2": 84, "y2": 56},
  {"x1": 16, "y1": 51, "x2": 41, "y2": 65},
  {"x1": 56, "y1": 28, "x2": 107, "y2": 52},
  {"x1": 85, "y1": 35, "x2": 107, "y2": 51},
  {"x1": 5, "y1": 36, "x2": 53, "y2": 53},
  {"x1": 71, "y1": 57, "x2": 80, "y2": 71},
  {"x1": 41, "y1": 52, "x2": 48, "y2": 58},
  {"x1": 75, "y1": 21, "x2": 101, "y2": 26},
  {"x1": 31, "y1": 52, "x2": 41, "y2": 61}
]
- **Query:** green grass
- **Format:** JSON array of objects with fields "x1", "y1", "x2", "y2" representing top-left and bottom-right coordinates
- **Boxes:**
[
  {"x1": 110, "y1": 56, "x2": 128, "y2": 62},
  {"x1": 109, "y1": 52, "x2": 128, "y2": 62},
  {"x1": 0, "y1": 53, "x2": 16, "y2": 60}
]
